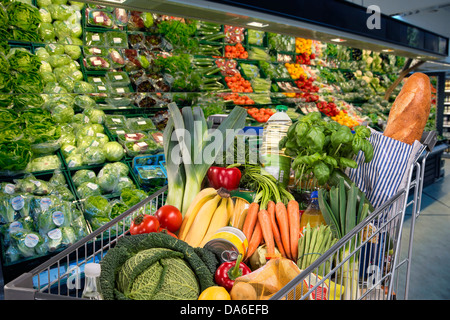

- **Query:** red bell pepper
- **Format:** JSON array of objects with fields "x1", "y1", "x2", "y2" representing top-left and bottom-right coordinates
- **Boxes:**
[
  {"x1": 207, "y1": 164, "x2": 242, "y2": 191},
  {"x1": 214, "y1": 254, "x2": 251, "y2": 292}
]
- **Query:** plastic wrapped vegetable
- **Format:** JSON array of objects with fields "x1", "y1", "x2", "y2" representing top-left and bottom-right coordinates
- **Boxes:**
[
  {"x1": 84, "y1": 56, "x2": 111, "y2": 71},
  {"x1": 87, "y1": 9, "x2": 114, "y2": 28},
  {"x1": 85, "y1": 32, "x2": 105, "y2": 47},
  {"x1": 26, "y1": 155, "x2": 61, "y2": 173},
  {"x1": 9, "y1": 229, "x2": 46, "y2": 258},
  {"x1": 106, "y1": 30, "x2": 127, "y2": 48},
  {"x1": 76, "y1": 181, "x2": 101, "y2": 199},
  {"x1": 103, "y1": 141, "x2": 125, "y2": 162},
  {"x1": 125, "y1": 139, "x2": 160, "y2": 156},
  {"x1": 72, "y1": 170, "x2": 97, "y2": 188},
  {"x1": 83, "y1": 195, "x2": 111, "y2": 221},
  {"x1": 81, "y1": 146, "x2": 106, "y2": 166}
]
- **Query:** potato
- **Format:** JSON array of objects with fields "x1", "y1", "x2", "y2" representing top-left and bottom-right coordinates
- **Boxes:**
[{"x1": 230, "y1": 282, "x2": 257, "y2": 300}]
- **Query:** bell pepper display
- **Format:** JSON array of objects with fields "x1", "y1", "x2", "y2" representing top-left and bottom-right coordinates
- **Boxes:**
[
  {"x1": 214, "y1": 254, "x2": 251, "y2": 292},
  {"x1": 207, "y1": 165, "x2": 242, "y2": 190}
]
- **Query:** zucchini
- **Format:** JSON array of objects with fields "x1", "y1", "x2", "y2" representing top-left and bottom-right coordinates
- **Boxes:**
[
  {"x1": 329, "y1": 169, "x2": 375, "y2": 214},
  {"x1": 356, "y1": 190, "x2": 366, "y2": 224},
  {"x1": 318, "y1": 189, "x2": 342, "y2": 239},
  {"x1": 345, "y1": 183, "x2": 358, "y2": 235},
  {"x1": 329, "y1": 185, "x2": 339, "y2": 221},
  {"x1": 339, "y1": 178, "x2": 347, "y2": 236}
]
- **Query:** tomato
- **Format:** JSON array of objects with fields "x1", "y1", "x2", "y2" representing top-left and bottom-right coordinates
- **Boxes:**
[
  {"x1": 158, "y1": 227, "x2": 178, "y2": 238},
  {"x1": 154, "y1": 205, "x2": 182, "y2": 232},
  {"x1": 130, "y1": 214, "x2": 160, "y2": 235}
]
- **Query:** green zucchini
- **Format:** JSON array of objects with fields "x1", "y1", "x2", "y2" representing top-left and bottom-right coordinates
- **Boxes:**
[
  {"x1": 318, "y1": 189, "x2": 342, "y2": 239},
  {"x1": 329, "y1": 168, "x2": 375, "y2": 214},
  {"x1": 339, "y1": 178, "x2": 347, "y2": 235},
  {"x1": 345, "y1": 183, "x2": 358, "y2": 234},
  {"x1": 329, "y1": 185, "x2": 339, "y2": 222}
]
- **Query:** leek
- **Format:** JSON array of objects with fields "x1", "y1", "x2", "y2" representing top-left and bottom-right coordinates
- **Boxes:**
[
  {"x1": 163, "y1": 117, "x2": 186, "y2": 210},
  {"x1": 164, "y1": 102, "x2": 247, "y2": 215}
]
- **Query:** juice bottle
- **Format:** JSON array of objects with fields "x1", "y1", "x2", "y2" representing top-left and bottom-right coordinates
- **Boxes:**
[
  {"x1": 300, "y1": 190, "x2": 326, "y2": 231},
  {"x1": 260, "y1": 105, "x2": 292, "y2": 187}
]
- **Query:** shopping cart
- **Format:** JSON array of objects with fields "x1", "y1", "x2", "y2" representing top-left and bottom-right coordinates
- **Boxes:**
[
  {"x1": 271, "y1": 131, "x2": 436, "y2": 300},
  {"x1": 3, "y1": 133, "x2": 436, "y2": 300}
]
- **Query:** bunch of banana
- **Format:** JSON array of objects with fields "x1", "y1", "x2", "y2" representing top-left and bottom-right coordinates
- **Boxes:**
[{"x1": 178, "y1": 188, "x2": 234, "y2": 247}]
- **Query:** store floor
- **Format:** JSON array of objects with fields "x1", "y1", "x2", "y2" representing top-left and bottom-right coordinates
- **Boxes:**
[
  {"x1": 1, "y1": 161, "x2": 449, "y2": 301},
  {"x1": 396, "y1": 158, "x2": 450, "y2": 300}
]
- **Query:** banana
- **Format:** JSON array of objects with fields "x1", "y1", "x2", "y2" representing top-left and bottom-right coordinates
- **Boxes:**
[
  {"x1": 226, "y1": 196, "x2": 234, "y2": 222},
  {"x1": 184, "y1": 194, "x2": 222, "y2": 247},
  {"x1": 231, "y1": 197, "x2": 249, "y2": 230},
  {"x1": 178, "y1": 187, "x2": 217, "y2": 240},
  {"x1": 200, "y1": 198, "x2": 230, "y2": 247}
]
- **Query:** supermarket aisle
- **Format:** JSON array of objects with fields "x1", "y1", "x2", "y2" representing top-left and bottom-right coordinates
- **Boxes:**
[{"x1": 397, "y1": 159, "x2": 450, "y2": 300}]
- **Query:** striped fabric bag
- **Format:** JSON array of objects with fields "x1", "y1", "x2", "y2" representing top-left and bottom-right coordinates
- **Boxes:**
[
  {"x1": 345, "y1": 128, "x2": 426, "y2": 283},
  {"x1": 345, "y1": 128, "x2": 425, "y2": 219}
]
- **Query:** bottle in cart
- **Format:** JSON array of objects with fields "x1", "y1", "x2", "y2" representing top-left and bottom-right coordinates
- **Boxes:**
[
  {"x1": 82, "y1": 263, "x2": 102, "y2": 300},
  {"x1": 260, "y1": 105, "x2": 292, "y2": 187},
  {"x1": 300, "y1": 190, "x2": 326, "y2": 231}
]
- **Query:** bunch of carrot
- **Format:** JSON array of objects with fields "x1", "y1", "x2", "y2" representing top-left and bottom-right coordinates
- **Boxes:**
[
  {"x1": 243, "y1": 199, "x2": 301, "y2": 262},
  {"x1": 224, "y1": 73, "x2": 253, "y2": 93},
  {"x1": 225, "y1": 43, "x2": 248, "y2": 59},
  {"x1": 240, "y1": 165, "x2": 301, "y2": 262}
]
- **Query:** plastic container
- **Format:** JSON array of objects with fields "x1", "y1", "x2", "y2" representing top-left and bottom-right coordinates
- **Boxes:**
[
  {"x1": 299, "y1": 190, "x2": 326, "y2": 231},
  {"x1": 260, "y1": 105, "x2": 292, "y2": 187},
  {"x1": 136, "y1": 165, "x2": 166, "y2": 189},
  {"x1": 104, "y1": 114, "x2": 127, "y2": 128},
  {"x1": 87, "y1": 75, "x2": 106, "y2": 86},
  {"x1": 105, "y1": 71, "x2": 130, "y2": 87},
  {"x1": 105, "y1": 30, "x2": 128, "y2": 48},
  {"x1": 85, "y1": 32, "x2": 105, "y2": 47},
  {"x1": 87, "y1": 9, "x2": 115, "y2": 29},
  {"x1": 126, "y1": 117, "x2": 156, "y2": 132},
  {"x1": 124, "y1": 138, "x2": 160, "y2": 157},
  {"x1": 83, "y1": 55, "x2": 112, "y2": 71}
]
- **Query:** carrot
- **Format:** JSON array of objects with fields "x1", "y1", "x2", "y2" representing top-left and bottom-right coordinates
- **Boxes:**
[
  {"x1": 245, "y1": 220, "x2": 262, "y2": 260},
  {"x1": 257, "y1": 209, "x2": 275, "y2": 258},
  {"x1": 287, "y1": 200, "x2": 301, "y2": 261},
  {"x1": 242, "y1": 201, "x2": 259, "y2": 242},
  {"x1": 275, "y1": 201, "x2": 291, "y2": 259},
  {"x1": 268, "y1": 201, "x2": 286, "y2": 258}
]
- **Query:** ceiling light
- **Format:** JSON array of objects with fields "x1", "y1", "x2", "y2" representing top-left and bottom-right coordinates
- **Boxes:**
[
  {"x1": 330, "y1": 38, "x2": 346, "y2": 42},
  {"x1": 246, "y1": 22, "x2": 269, "y2": 28}
]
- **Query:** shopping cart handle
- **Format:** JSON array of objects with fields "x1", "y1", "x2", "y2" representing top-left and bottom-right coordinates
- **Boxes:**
[{"x1": 420, "y1": 131, "x2": 437, "y2": 152}]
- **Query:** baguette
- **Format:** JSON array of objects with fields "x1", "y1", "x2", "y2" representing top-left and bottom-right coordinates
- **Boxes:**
[{"x1": 383, "y1": 72, "x2": 431, "y2": 145}]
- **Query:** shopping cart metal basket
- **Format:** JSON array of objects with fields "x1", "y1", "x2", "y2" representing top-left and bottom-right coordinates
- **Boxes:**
[{"x1": 3, "y1": 133, "x2": 436, "y2": 300}]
